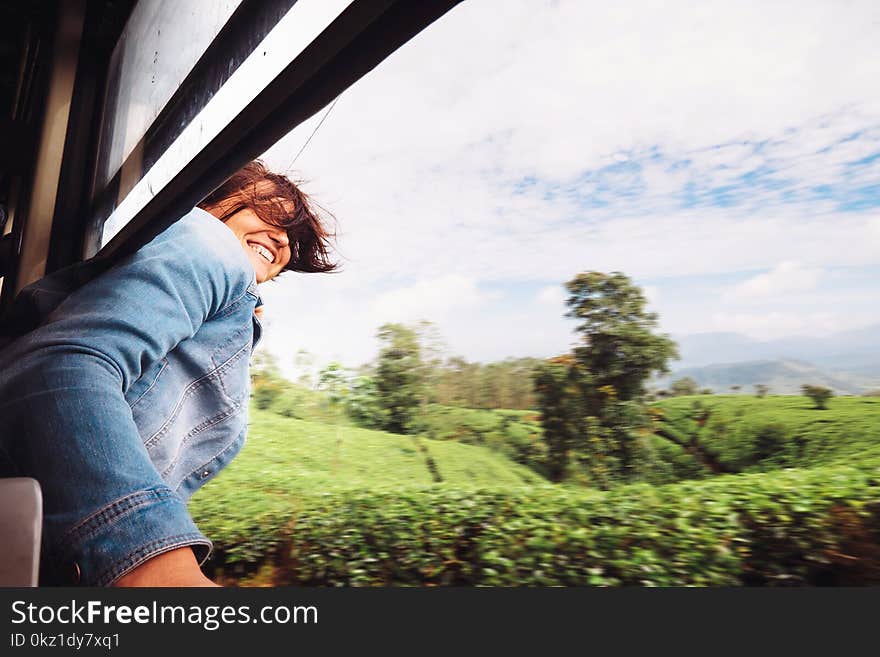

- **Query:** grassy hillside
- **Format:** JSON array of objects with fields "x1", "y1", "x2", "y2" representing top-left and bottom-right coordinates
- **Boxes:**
[
  {"x1": 650, "y1": 395, "x2": 880, "y2": 475},
  {"x1": 188, "y1": 396, "x2": 880, "y2": 586},
  {"x1": 190, "y1": 406, "x2": 544, "y2": 505}
]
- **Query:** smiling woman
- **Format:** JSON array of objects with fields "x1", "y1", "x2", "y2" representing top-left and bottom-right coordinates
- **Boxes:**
[
  {"x1": 0, "y1": 161, "x2": 337, "y2": 587},
  {"x1": 198, "y1": 161, "x2": 338, "y2": 283}
]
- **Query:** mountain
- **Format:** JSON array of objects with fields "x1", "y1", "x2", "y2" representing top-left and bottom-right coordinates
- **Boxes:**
[
  {"x1": 671, "y1": 324, "x2": 880, "y2": 378},
  {"x1": 654, "y1": 359, "x2": 879, "y2": 395}
]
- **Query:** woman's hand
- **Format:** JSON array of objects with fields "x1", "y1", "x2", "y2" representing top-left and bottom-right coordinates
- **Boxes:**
[{"x1": 111, "y1": 547, "x2": 219, "y2": 587}]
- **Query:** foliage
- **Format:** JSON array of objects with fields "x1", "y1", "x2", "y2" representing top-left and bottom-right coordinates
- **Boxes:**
[
  {"x1": 533, "y1": 357, "x2": 581, "y2": 481},
  {"x1": 194, "y1": 421, "x2": 880, "y2": 586},
  {"x1": 432, "y1": 356, "x2": 540, "y2": 410},
  {"x1": 374, "y1": 323, "x2": 424, "y2": 433},
  {"x1": 755, "y1": 384, "x2": 770, "y2": 398},
  {"x1": 802, "y1": 384, "x2": 834, "y2": 410},
  {"x1": 532, "y1": 272, "x2": 679, "y2": 486},
  {"x1": 565, "y1": 271, "x2": 678, "y2": 402},
  {"x1": 651, "y1": 395, "x2": 880, "y2": 475},
  {"x1": 671, "y1": 376, "x2": 699, "y2": 397},
  {"x1": 317, "y1": 361, "x2": 348, "y2": 405},
  {"x1": 417, "y1": 404, "x2": 547, "y2": 475},
  {"x1": 253, "y1": 382, "x2": 282, "y2": 410},
  {"x1": 250, "y1": 350, "x2": 285, "y2": 410},
  {"x1": 343, "y1": 376, "x2": 384, "y2": 429}
]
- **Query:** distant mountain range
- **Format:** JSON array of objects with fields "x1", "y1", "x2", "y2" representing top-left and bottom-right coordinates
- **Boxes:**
[
  {"x1": 654, "y1": 324, "x2": 880, "y2": 394},
  {"x1": 654, "y1": 359, "x2": 879, "y2": 395}
]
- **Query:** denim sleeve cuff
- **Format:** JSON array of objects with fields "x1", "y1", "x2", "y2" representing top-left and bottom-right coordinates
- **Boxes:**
[{"x1": 60, "y1": 486, "x2": 212, "y2": 587}]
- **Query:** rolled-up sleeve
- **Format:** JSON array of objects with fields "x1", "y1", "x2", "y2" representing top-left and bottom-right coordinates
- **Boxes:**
[{"x1": 0, "y1": 208, "x2": 254, "y2": 585}]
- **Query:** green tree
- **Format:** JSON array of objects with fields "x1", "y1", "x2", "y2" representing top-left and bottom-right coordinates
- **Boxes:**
[
  {"x1": 250, "y1": 350, "x2": 282, "y2": 386},
  {"x1": 565, "y1": 272, "x2": 678, "y2": 403},
  {"x1": 317, "y1": 361, "x2": 349, "y2": 405},
  {"x1": 292, "y1": 348, "x2": 316, "y2": 388},
  {"x1": 374, "y1": 323, "x2": 424, "y2": 433},
  {"x1": 802, "y1": 384, "x2": 833, "y2": 410},
  {"x1": 670, "y1": 376, "x2": 699, "y2": 397},
  {"x1": 250, "y1": 350, "x2": 284, "y2": 409},
  {"x1": 344, "y1": 376, "x2": 384, "y2": 429},
  {"x1": 534, "y1": 272, "x2": 678, "y2": 487},
  {"x1": 415, "y1": 320, "x2": 445, "y2": 405},
  {"x1": 533, "y1": 356, "x2": 580, "y2": 481},
  {"x1": 755, "y1": 384, "x2": 769, "y2": 398}
]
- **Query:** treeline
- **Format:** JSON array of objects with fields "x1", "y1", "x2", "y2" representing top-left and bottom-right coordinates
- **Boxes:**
[
  {"x1": 250, "y1": 326, "x2": 540, "y2": 428},
  {"x1": 430, "y1": 357, "x2": 539, "y2": 410},
  {"x1": 252, "y1": 270, "x2": 683, "y2": 490},
  {"x1": 252, "y1": 269, "x2": 868, "y2": 492}
]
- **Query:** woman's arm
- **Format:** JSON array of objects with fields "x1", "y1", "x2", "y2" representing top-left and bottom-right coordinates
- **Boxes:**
[{"x1": 0, "y1": 208, "x2": 255, "y2": 586}]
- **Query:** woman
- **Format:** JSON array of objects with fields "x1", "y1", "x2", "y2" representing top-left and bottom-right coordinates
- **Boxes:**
[{"x1": 0, "y1": 161, "x2": 336, "y2": 586}]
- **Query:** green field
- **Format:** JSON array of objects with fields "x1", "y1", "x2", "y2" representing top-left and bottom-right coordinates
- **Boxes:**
[
  {"x1": 650, "y1": 395, "x2": 880, "y2": 475},
  {"x1": 190, "y1": 395, "x2": 880, "y2": 586}
]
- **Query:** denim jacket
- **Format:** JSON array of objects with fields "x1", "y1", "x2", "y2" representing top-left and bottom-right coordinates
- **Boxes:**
[{"x1": 0, "y1": 207, "x2": 261, "y2": 586}]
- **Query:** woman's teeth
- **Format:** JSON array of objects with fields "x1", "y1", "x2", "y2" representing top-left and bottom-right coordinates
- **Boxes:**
[{"x1": 250, "y1": 243, "x2": 274, "y2": 263}]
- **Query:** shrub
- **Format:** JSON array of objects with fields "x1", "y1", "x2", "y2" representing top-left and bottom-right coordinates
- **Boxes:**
[
  {"x1": 253, "y1": 381, "x2": 282, "y2": 410},
  {"x1": 200, "y1": 463, "x2": 880, "y2": 586},
  {"x1": 670, "y1": 377, "x2": 699, "y2": 397},
  {"x1": 802, "y1": 384, "x2": 833, "y2": 410}
]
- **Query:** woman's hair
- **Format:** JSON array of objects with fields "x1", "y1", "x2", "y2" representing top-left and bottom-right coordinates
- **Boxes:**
[{"x1": 198, "y1": 160, "x2": 338, "y2": 274}]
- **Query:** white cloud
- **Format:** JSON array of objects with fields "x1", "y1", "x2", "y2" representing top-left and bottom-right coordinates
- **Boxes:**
[
  {"x1": 727, "y1": 261, "x2": 824, "y2": 300},
  {"x1": 642, "y1": 285, "x2": 661, "y2": 308},
  {"x1": 709, "y1": 311, "x2": 843, "y2": 341},
  {"x1": 537, "y1": 285, "x2": 566, "y2": 306},
  {"x1": 251, "y1": 0, "x2": 880, "y2": 368},
  {"x1": 367, "y1": 275, "x2": 496, "y2": 325}
]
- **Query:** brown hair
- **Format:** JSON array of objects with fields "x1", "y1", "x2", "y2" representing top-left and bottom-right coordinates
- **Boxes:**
[{"x1": 198, "y1": 160, "x2": 338, "y2": 274}]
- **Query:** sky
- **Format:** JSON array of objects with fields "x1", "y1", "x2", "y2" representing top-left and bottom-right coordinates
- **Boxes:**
[{"x1": 256, "y1": 0, "x2": 880, "y2": 380}]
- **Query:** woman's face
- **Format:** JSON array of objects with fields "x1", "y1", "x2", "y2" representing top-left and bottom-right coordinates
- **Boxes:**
[{"x1": 217, "y1": 207, "x2": 292, "y2": 283}]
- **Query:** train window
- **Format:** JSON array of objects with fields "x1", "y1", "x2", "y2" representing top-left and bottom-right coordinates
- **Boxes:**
[
  {"x1": 94, "y1": 0, "x2": 244, "y2": 194},
  {"x1": 0, "y1": 0, "x2": 462, "y2": 307}
]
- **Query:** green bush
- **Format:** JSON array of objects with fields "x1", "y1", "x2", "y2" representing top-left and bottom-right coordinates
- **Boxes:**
[
  {"x1": 271, "y1": 388, "x2": 305, "y2": 419},
  {"x1": 653, "y1": 396, "x2": 880, "y2": 474},
  {"x1": 199, "y1": 461, "x2": 880, "y2": 586},
  {"x1": 253, "y1": 382, "x2": 282, "y2": 410}
]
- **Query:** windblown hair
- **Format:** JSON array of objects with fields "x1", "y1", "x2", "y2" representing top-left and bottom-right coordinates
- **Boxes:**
[{"x1": 198, "y1": 160, "x2": 338, "y2": 274}]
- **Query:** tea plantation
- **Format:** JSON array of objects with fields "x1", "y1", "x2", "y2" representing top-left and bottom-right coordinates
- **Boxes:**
[{"x1": 190, "y1": 396, "x2": 880, "y2": 586}]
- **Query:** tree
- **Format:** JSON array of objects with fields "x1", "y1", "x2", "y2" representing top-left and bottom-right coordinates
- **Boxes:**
[
  {"x1": 754, "y1": 384, "x2": 769, "y2": 398},
  {"x1": 292, "y1": 349, "x2": 316, "y2": 388},
  {"x1": 250, "y1": 350, "x2": 282, "y2": 386},
  {"x1": 533, "y1": 356, "x2": 580, "y2": 482},
  {"x1": 533, "y1": 272, "x2": 678, "y2": 487},
  {"x1": 317, "y1": 361, "x2": 350, "y2": 425},
  {"x1": 565, "y1": 272, "x2": 678, "y2": 403},
  {"x1": 670, "y1": 376, "x2": 699, "y2": 397},
  {"x1": 730, "y1": 385, "x2": 742, "y2": 393},
  {"x1": 414, "y1": 320, "x2": 446, "y2": 405},
  {"x1": 374, "y1": 323, "x2": 424, "y2": 433},
  {"x1": 317, "y1": 361, "x2": 348, "y2": 405},
  {"x1": 250, "y1": 350, "x2": 284, "y2": 409},
  {"x1": 344, "y1": 376, "x2": 383, "y2": 428},
  {"x1": 802, "y1": 384, "x2": 833, "y2": 410}
]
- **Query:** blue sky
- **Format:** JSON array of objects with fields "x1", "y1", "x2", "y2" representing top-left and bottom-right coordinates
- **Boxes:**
[{"x1": 258, "y1": 0, "x2": 880, "y2": 379}]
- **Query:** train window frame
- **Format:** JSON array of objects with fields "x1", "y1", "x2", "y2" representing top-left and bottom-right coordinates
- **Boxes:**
[{"x1": 0, "y1": 0, "x2": 462, "y2": 308}]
